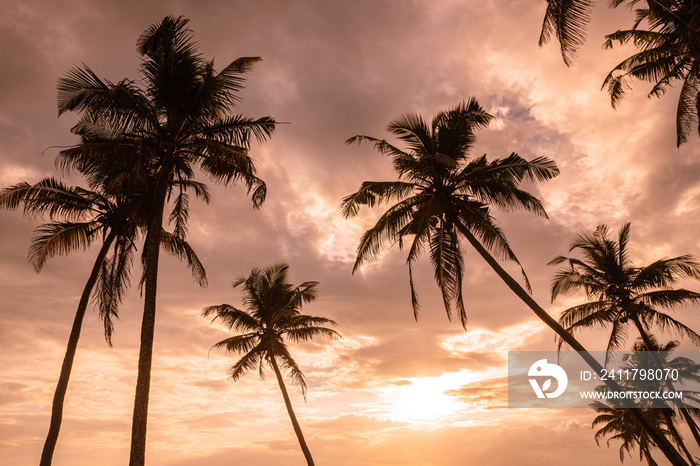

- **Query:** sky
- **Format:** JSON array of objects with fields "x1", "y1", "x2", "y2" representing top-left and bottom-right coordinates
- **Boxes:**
[{"x1": 2, "y1": 0, "x2": 700, "y2": 465}]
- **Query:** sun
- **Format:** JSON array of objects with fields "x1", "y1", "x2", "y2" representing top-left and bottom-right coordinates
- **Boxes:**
[{"x1": 372, "y1": 371, "x2": 474, "y2": 427}]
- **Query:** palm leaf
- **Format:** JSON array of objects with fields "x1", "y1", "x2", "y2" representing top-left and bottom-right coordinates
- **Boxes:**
[{"x1": 29, "y1": 221, "x2": 98, "y2": 271}]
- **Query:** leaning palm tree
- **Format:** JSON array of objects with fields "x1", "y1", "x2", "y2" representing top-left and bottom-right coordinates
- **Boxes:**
[
  {"x1": 341, "y1": 99, "x2": 690, "y2": 465},
  {"x1": 550, "y1": 223, "x2": 700, "y2": 452},
  {"x1": 54, "y1": 16, "x2": 276, "y2": 464},
  {"x1": 0, "y1": 176, "x2": 207, "y2": 466},
  {"x1": 203, "y1": 263, "x2": 340, "y2": 466},
  {"x1": 550, "y1": 223, "x2": 700, "y2": 355}
]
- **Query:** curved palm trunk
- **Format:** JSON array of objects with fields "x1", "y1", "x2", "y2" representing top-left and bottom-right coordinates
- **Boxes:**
[
  {"x1": 454, "y1": 223, "x2": 690, "y2": 466},
  {"x1": 270, "y1": 357, "x2": 315, "y2": 466},
  {"x1": 629, "y1": 313, "x2": 700, "y2": 453},
  {"x1": 129, "y1": 167, "x2": 170, "y2": 466},
  {"x1": 40, "y1": 230, "x2": 117, "y2": 466}
]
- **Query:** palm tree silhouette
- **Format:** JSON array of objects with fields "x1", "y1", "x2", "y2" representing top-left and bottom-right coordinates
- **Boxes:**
[
  {"x1": 601, "y1": 0, "x2": 700, "y2": 146},
  {"x1": 341, "y1": 100, "x2": 690, "y2": 465},
  {"x1": 54, "y1": 16, "x2": 275, "y2": 464},
  {"x1": 540, "y1": 0, "x2": 700, "y2": 146},
  {"x1": 550, "y1": 223, "x2": 700, "y2": 354},
  {"x1": 0, "y1": 175, "x2": 207, "y2": 465},
  {"x1": 550, "y1": 223, "x2": 700, "y2": 454},
  {"x1": 203, "y1": 263, "x2": 340, "y2": 466},
  {"x1": 342, "y1": 99, "x2": 556, "y2": 326},
  {"x1": 0, "y1": 177, "x2": 138, "y2": 465},
  {"x1": 593, "y1": 403, "x2": 668, "y2": 465},
  {"x1": 591, "y1": 337, "x2": 700, "y2": 465}
]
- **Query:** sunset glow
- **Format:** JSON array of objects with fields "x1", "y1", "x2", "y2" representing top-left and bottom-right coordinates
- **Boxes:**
[{"x1": 3, "y1": 1, "x2": 700, "y2": 466}]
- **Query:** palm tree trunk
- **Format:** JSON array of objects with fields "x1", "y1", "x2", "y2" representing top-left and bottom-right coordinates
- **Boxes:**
[
  {"x1": 454, "y1": 223, "x2": 690, "y2": 466},
  {"x1": 129, "y1": 167, "x2": 170, "y2": 466},
  {"x1": 40, "y1": 230, "x2": 117, "y2": 466},
  {"x1": 629, "y1": 313, "x2": 700, "y2": 452},
  {"x1": 269, "y1": 357, "x2": 315, "y2": 466}
]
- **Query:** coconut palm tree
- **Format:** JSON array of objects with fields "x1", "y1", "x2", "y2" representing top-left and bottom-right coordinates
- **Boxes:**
[
  {"x1": 0, "y1": 177, "x2": 138, "y2": 466},
  {"x1": 540, "y1": 0, "x2": 700, "y2": 146},
  {"x1": 592, "y1": 403, "x2": 668, "y2": 465},
  {"x1": 591, "y1": 337, "x2": 700, "y2": 465},
  {"x1": 342, "y1": 98, "x2": 556, "y2": 326},
  {"x1": 550, "y1": 223, "x2": 700, "y2": 452},
  {"x1": 550, "y1": 223, "x2": 700, "y2": 356},
  {"x1": 0, "y1": 175, "x2": 206, "y2": 466},
  {"x1": 54, "y1": 16, "x2": 276, "y2": 464},
  {"x1": 602, "y1": 0, "x2": 700, "y2": 146},
  {"x1": 342, "y1": 100, "x2": 690, "y2": 465},
  {"x1": 203, "y1": 263, "x2": 340, "y2": 466}
]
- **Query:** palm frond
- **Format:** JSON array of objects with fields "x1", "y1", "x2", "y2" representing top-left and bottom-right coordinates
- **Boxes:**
[
  {"x1": 272, "y1": 343, "x2": 308, "y2": 398},
  {"x1": 285, "y1": 326, "x2": 341, "y2": 343},
  {"x1": 429, "y1": 224, "x2": 467, "y2": 326},
  {"x1": 633, "y1": 255, "x2": 700, "y2": 290},
  {"x1": 352, "y1": 196, "x2": 422, "y2": 272},
  {"x1": 29, "y1": 221, "x2": 98, "y2": 271},
  {"x1": 227, "y1": 341, "x2": 266, "y2": 381},
  {"x1": 340, "y1": 181, "x2": 416, "y2": 218},
  {"x1": 159, "y1": 230, "x2": 207, "y2": 287},
  {"x1": 94, "y1": 237, "x2": 133, "y2": 345},
  {"x1": 202, "y1": 304, "x2": 261, "y2": 333},
  {"x1": 539, "y1": 0, "x2": 594, "y2": 66},
  {"x1": 0, "y1": 178, "x2": 98, "y2": 220}
]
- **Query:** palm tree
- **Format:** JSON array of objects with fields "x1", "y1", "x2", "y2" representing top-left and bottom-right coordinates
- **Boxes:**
[
  {"x1": 550, "y1": 223, "x2": 700, "y2": 453},
  {"x1": 54, "y1": 16, "x2": 276, "y2": 464},
  {"x1": 0, "y1": 176, "x2": 206, "y2": 466},
  {"x1": 341, "y1": 100, "x2": 690, "y2": 465},
  {"x1": 550, "y1": 223, "x2": 700, "y2": 355},
  {"x1": 602, "y1": 0, "x2": 700, "y2": 146},
  {"x1": 539, "y1": 0, "x2": 700, "y2": 146},
  {"x1": 591, "y1": 337, "x2": 700, "y2": 465},
  {"x1": 592, "y1": 403, "x2": 668, "y2": 465},
  {"x1": 203, "y1": 263, "x2": 340, "y2": 466},
  {"x1": 0, "y1": 177, "x2": 137, "y2": 466}
]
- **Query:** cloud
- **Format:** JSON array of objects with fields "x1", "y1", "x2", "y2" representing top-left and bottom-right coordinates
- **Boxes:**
[{"x1": 2, "y1": 1, "x2": 700, "y2": 464}]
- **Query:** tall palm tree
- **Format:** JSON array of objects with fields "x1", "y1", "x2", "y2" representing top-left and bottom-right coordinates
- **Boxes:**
[
  {"x1": 0, "y1": 176, "x2": 206, "y2": 466},
  {"x1": 341, "y1": 100, "x2": 690, "y2": 465},
  {"x1": 203, "y1": 263, "x2": 340, "y2": 466},
  {"x1": 602, "y1": 0, "x2": 700, "y2": 146},
  {"x1": 54, "y1": 16, "x2": 276, "y2": 464},
  {"x1": 550, "y1": 223, "x2": 700, "y2": 452},
  {"x1": 0, "y1": 177, "x2": 137, "y2": 466}
]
